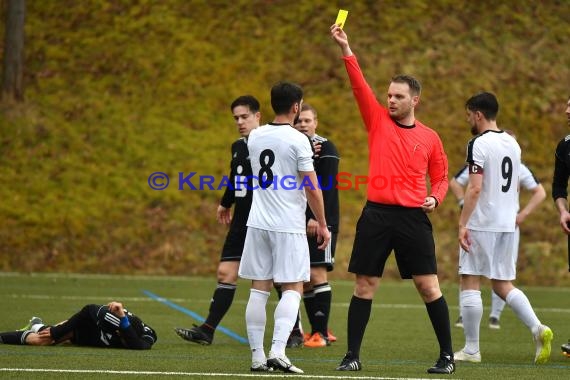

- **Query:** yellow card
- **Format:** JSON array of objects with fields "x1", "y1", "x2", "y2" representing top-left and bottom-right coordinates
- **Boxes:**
[{"x1": 335, "y1": 9, "x2": 348, "y2": 29}]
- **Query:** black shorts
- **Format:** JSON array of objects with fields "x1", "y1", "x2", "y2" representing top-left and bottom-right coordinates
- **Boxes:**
[
  {"x1": 348, "y1": 201, "x2": 437, "y2": 279},
  {"x1": 67, "y1": 304, "x2": 109, "y2": 347},
  {"x1": 308, "y1": 230, "x2": 337, "y2": 271},
  {"x1": 220, "y1": 226, "x2": 247, "y2": 262}
]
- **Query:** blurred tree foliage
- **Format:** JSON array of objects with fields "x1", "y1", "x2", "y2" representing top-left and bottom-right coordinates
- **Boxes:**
[{"x1": 0, "y1": 0, "x2": 569, "y2": 284}]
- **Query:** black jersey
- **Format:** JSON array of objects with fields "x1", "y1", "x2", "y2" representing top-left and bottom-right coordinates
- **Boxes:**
[
  {"x1": 50, "y1": 304, "x2": 156, "y2": 350},
  {"x1": 306, "y1": 134, "x2": 340, "y2": 232},
  {"x1": 552, "y1": 134, "x2": 570, "y2": 200},
  {"x1": 220, "y1": 138, "x2": 253, "y2": 229}
]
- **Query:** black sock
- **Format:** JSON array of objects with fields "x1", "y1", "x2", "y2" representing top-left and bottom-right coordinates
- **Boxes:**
[
  {"x1": 303, "y1": 289, "x2": 316, "y2": 334},
  {"x1": 347, "y1": 295, "x2": 372, "y2": 358},
  {"x1": 292, "y1": 310, "x2": 301, "y2": 332},
  {"x1": 425, "y1": 296, "x2": 453, "y2": 357},
  {"x1": 202, "y1": 282, "x2": 236, "y2": 334},
  {"x1": 312, "y1": 282, "x2": 332, "y2": 336},
  {"x1": 0, "y1": 331, "x2": 27, "y2": 345}
]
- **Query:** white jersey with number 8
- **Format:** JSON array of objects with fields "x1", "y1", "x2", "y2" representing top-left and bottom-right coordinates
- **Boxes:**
[{"x1": 246, "y1": 123, "x2": 315, "y2": 233}]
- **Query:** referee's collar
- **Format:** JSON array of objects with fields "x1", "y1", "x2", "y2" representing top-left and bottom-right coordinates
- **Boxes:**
[{"x1": 395, "y1": 120, "x2": 416, "y2": 129}]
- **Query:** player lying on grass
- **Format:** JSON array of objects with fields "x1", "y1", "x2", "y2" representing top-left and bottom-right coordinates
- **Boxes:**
[{"x1": 0, "y1": 301, "x2": 157, "y2": 349}]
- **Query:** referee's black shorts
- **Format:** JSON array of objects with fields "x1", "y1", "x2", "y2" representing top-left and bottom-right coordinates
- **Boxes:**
[
  {"x1": 348, "y1": 201, "x2": 437, "y2": 279},
  {"x1": 220, "y1": 226, "x2": 247, "y2": 261}
]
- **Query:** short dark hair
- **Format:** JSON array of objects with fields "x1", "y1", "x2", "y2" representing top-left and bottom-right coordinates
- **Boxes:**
[
  {"x1": 230, "y1": 95, "x2": 260, "y2": 113},
  {"x1": 465, "y1": 92, "x2": 499, "y2": 120},
  {"x1": 270, "y1": 81, "x2": 303, "y2": 115},
  {"x1": 301, "y1": 103, "x2": 317, "y2": 119},
  {"x1": 391, "y1": 75, "x2": 421, "y2": 96}
]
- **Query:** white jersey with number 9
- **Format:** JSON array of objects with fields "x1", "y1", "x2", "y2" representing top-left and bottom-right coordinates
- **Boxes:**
[{"x1": 465, "y1": 130, "x2": 521, "y2": 232}]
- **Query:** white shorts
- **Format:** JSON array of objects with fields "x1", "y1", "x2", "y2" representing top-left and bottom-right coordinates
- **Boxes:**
[
  {"x1": 458, "y1": 229, "x2": 519, "y2": 280},
  {"x1": 239, "y1": 227, "x2": 310, "y2": 283}
]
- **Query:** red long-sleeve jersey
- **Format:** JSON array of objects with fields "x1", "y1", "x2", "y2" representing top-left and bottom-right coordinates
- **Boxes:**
[{"x1": 344, "y1": 55, "x2": 448, "y2": 207}]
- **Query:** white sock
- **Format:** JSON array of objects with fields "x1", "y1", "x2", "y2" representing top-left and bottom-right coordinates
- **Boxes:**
[
  {"x1": 460, "y1": 289, "x2": 482, "y2": 354},
  {"x1": 490, "y1": 291, "x2": 506, "y2": 320},
  {"x1": 246, "y1": 289, "x2": 270, "y2": 362},
  {"x1": 505, "y1": 288, "x2": 541, "y2": 333},
  {"x1": 458, "y1": 288, "x2": 463, "y2": 319},
  {"x1": 31, "y1": 324, "x2": 45, "y2": 333},
  {"x1": 270, "y1": 289, "x2": 301, "y2": 356}
]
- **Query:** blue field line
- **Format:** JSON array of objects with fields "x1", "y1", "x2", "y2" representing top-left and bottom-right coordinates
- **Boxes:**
[{"x1": 142, "y1": 289, "x2": 248, "y2": 344}]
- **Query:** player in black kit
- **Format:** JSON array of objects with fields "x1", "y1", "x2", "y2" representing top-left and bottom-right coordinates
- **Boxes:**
[
  {"x1": 551, "y1": 96, "x2": 570, "y2": 357},
  {"x1": 289, "y1": 103, "x2": 340, "y2": 348},
  {"x1": 175, "y1": 95, "x2": 261, "y2": 345},
  {"x1": 0, "y1": 301, "x2": 156, "y2": 349}
]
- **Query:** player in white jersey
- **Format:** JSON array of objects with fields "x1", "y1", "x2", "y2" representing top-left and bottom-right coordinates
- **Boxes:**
[
  {"x1": 455, "y1": 92, "x2": 552, "y2": 365},
  {"x1": 239, "y1": 81, "x2": 330, "y2": 373},
  {"x1": 245, "y1": 125, "x2": 314, "y2": 234},
  {"x1": 451, "y1": 131, "x2": 546, "y2": 330}
]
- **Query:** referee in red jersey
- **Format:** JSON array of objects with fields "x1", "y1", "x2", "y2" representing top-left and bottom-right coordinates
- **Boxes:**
[{"x1": 330, "y1": 24, "x2": 454, "y2": 375}]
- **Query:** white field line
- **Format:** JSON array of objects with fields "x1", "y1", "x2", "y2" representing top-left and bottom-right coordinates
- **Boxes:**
[
  {"x1": 2, "y1": 272, "x2": 570, "y2": 293},
  {"x1": 6, "y1": 293, "x2": 570, "y2": 313},
  {"x1": 0, "y1": 368, "x2": 458, "y2": 380}
]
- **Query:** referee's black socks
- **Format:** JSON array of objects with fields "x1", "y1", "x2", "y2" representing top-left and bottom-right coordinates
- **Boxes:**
[
  {"x1": 347, "y1": 295, "x2": 372, "y2": 358},
  {"x1": 425, "y1": 296, "x2": 453, "y2": 357}
]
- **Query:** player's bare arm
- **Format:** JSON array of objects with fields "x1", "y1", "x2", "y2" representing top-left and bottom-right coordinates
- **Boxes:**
[
  {"x1": 216, "y1": 205, "x2": 232, "y2": 225},
  {"x1": 459, "y1": 171, "x2": 482, "y2": 251},
  {"x1": 516, "y1": 184, "x2": 546, "y2": 226},
  {"x1": 421, "y1": 196, "x2": 438, "y2": 213},
  {"x1": 108, "y1": 301, "x2": 126, "y2": 318},
  {"x1": 449, "y1": 178, "x2": 465, "y2": 207},
  {"x1": 301, "y1": 170, "x2": 331, "y2": 250},
  {"x1": 330, "y1": 24, "x2": 353, "y2": 57},
  {"x1": 312, "y1": 141, "x2": 322, "y2": 158},
  {"x1": 306, "y1": 218, "x2": 318, "y2": 237},
  {"x1": 555, "y1": 197, "x2": 570, "y2": 234}
]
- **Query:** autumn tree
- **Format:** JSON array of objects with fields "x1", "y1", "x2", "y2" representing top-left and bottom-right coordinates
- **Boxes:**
[{"x1": 2, "y1": 0, "x2": 25, "y2": 101}]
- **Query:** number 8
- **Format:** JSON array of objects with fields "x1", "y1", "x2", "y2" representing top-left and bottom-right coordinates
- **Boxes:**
[{"x1": 259, "y1": 149, "x2": 275, "y2": 189}]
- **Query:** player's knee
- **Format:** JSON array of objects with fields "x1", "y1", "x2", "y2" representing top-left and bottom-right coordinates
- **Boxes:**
[
  {"x1": 217, "y1": 270, "x2": 238, "y2": 284},
  {"x1": 354, "y1": 277, "x2": 378, "y2": 298},
  {"x1": 417, "y1": 284, "x2": 441, "y2": 302},
  {"x1": 217, "y1": 262, "x2": 239, "y2": 283},
  {"x1": 354, "y1": 287, "x2": 374, "y2": 299},
  {"x1": 310, "y1": 267, "x2": 327, "y2": 284}
]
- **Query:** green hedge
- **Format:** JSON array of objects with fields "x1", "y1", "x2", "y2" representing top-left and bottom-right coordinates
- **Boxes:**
[{"x1": 1, "y1": 0, "x2": 569, "y2": 285}]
